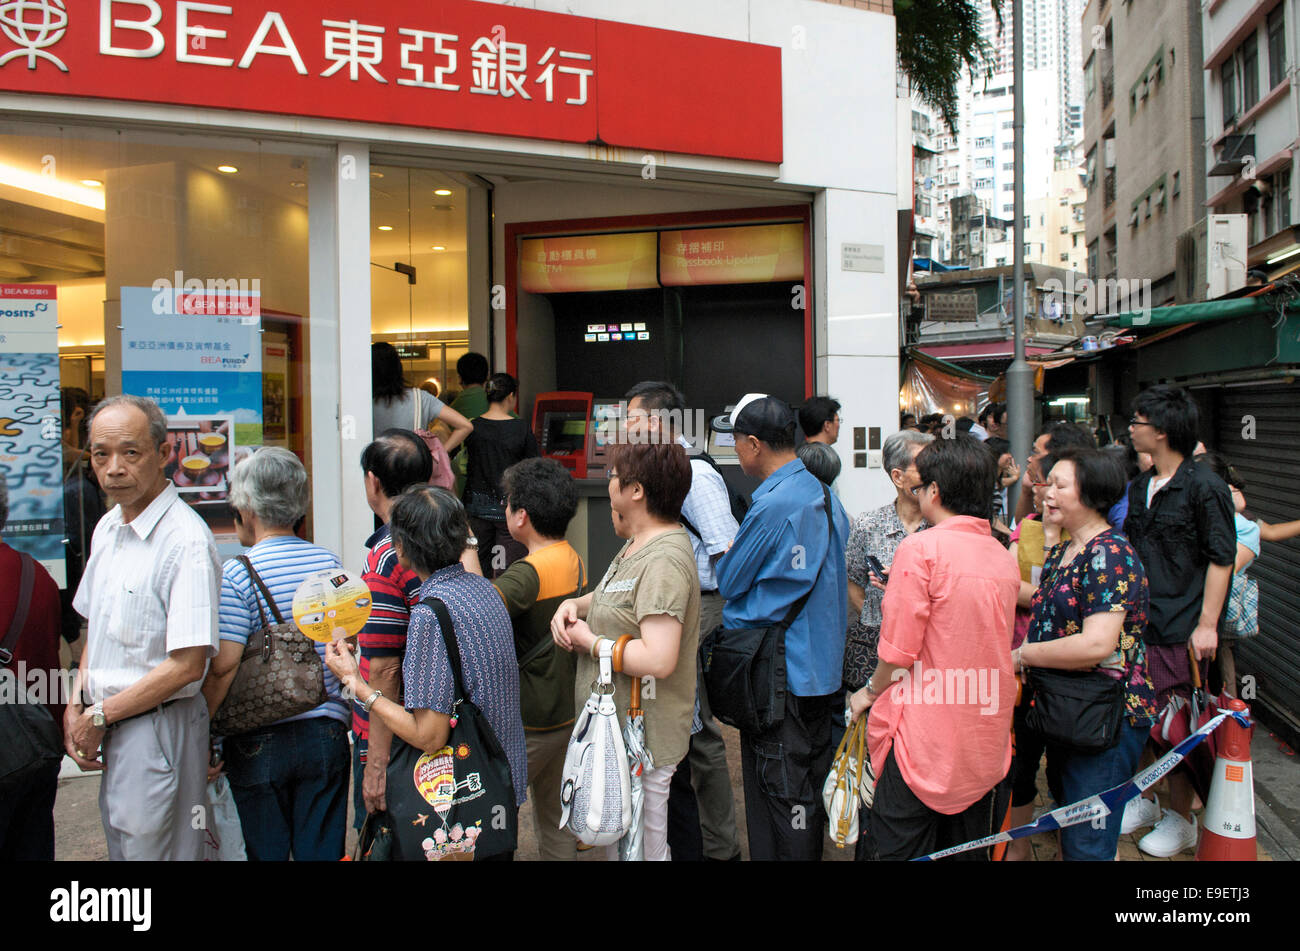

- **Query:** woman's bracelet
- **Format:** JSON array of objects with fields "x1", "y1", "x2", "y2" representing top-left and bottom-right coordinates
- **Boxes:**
[{"x1": 590, "y1": 637, "x2": 608, "y2": 659}]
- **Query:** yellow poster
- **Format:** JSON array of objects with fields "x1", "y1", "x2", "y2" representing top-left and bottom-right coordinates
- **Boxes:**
[{"x1": 520, "y1": 232, "x2": 658, "y2": 293}]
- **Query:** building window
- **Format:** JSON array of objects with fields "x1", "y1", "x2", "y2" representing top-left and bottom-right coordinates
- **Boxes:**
[
  {"x1": 975, "y1": 177, "x2": 993, "y2": 189},
  {"x1": 1269, "y1": 6, "x2": 1287, "y2": 89},
  {"x1": 1024, "y1": 215, "x2": 1031, "y2": 229},
  {"x1": 1003, "y1": 183, "x2": 1015, "y2": 191},
  {"x1": 1221, "y1": 56, "x2": 1236, "y2": 126},
  {"x1": 1023, "y1": 243, "x2": 1032, "y2": 257},
  {"x1": 1242, "y1": 33, "x2": 1260, "y2": 110},
  {"x1": 1088, "y1": 240, "x2": 1099, "y2": 280},
  {"x1": 975, "y1": 136, "x2": 993, "y2": 149},
  {"x1": 1002, "y1": 141, "x2": 1015, "y2": 150},
  {"x1": 976, "y1": 156, "x2": 994, "y2": 168},
  {"x1": 1086, "y1": 147, "x2": 1097, "y2": 194},
  {"x1": 1060, "y1": 253, "x2": 1069, "y2": 262},
  {"x1": 916, "y1": 196, "x2": 933, "y2": 216},
  {"x1": 1085, "y1": 55, "x2": 1096, "y2": 99},
  {"x1": 1002, "y1": 162, "x2": 1014, "y2": 170},
  {"x1": 1173, "y1": 170, "x2": 1181, "y2": 196},
  {"x1": 1280, "y1": 167, "x2": 1293, "y2": 229}
]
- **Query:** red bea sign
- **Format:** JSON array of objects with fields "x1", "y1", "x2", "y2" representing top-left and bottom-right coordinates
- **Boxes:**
[{"x1": 0, "y1": 0, "x2": 783, "y2": 163}]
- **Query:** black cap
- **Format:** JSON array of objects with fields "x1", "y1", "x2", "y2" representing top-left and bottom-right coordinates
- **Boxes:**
[{"x1": 712, "y1": 393, "x2": 797, "y2": 444}]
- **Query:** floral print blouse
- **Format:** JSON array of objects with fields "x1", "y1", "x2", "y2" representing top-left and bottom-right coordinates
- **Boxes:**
[{"x1": 1028, "y1": 528, "x2": 1158, "y2": 726}]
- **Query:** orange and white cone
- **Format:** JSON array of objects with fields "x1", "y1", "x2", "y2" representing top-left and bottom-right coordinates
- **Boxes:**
[{"x1": 1196, "y1": 698, "x2": 1256, "y2": 861}]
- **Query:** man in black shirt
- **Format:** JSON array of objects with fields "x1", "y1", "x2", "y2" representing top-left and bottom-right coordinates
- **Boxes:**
[{"x1": 1120, "y1": 385, "x2": 1235, "y2": 857}]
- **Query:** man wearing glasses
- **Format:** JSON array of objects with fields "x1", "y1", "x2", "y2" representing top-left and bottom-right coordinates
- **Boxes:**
[{"x1": 1120, "y1": 385, "x2": 1235, "y2": 857}]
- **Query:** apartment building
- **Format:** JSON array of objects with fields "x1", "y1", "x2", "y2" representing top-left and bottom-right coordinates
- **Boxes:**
[{"x1": 1081, "y1": 0, "x2": 1206, "y2": 306}]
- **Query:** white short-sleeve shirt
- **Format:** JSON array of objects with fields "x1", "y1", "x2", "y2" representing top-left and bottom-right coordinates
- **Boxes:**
[{"x1": 73, "y1": 482, "x2": 221, "y2": 703}]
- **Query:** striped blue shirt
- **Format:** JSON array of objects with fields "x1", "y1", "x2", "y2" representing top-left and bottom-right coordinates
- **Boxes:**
[{"x1": 219, "y1": 535, "x2": 350, "y2": 726}]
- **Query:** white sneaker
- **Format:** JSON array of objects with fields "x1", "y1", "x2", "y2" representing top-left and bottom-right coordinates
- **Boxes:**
[
  {"x1": 1121, "y1": 795, "x2": 1161, "y2": 835},
  {"x1": 1138, "y1": 811, "x2": 1198, "y2": 857}
]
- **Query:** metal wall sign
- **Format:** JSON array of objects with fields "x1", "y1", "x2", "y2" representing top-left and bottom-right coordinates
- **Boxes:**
[{"x1": 925, "y1": 288, "x2": 978, "y2": 322}]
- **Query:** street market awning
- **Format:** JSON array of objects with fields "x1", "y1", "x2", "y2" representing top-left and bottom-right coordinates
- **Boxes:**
[
  {"x1": 919, "y1": 341, "x2": 1058, "y2": 360},
  {"x1": 1104, "y1": 294, "x2": 1292, "y2": 328}
]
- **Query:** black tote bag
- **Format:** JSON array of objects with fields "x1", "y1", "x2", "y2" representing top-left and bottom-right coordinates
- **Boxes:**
[{"x1": 384, "y1": 597, "x2": 518, "y2": 861}]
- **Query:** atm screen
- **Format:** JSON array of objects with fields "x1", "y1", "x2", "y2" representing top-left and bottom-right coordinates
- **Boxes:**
[{"x1": 543, "y1": 412, "x2": 588, "y2": 456}]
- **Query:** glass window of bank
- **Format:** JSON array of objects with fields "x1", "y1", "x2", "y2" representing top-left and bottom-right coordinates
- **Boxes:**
[
  {"x1": 0, "y1": 119, "x2": 326, "y2": 575},
  {"x1": 369, "y1": 165, "x2": 471, "y2": 430}
]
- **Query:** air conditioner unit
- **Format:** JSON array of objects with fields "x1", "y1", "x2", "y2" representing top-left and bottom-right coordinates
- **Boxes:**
[{"x1": 1207, "y1": 213, "x2": 1248, "y2": 298}]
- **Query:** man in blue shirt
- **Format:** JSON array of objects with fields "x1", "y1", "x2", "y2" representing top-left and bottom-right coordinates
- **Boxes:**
[{"x1": 714, "y1": 394, "x2": 850, "y2": 860}]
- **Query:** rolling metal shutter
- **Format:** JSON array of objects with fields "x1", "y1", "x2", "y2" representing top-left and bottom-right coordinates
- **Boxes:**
[{"x1": 1215, "y1": 383, "x2": 1300, "y2": 736}]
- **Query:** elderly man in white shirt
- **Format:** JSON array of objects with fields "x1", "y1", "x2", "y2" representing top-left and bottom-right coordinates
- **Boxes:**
[{"x1": 65, "y1": 395, "x2": 220, "y2": 861}]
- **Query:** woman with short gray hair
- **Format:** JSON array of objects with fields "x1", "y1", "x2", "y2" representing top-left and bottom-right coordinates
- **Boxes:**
[
  {"x1": 843, "y1": 429, "x2": 934, "y2": 698},
  {"x1": 201, "y1": 447, "x2": 353, "y2": 860}
]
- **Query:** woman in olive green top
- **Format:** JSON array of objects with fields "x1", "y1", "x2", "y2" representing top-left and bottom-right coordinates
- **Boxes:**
[{"x1": 551, "y1": 441, "x2": 700, "y2": 861}]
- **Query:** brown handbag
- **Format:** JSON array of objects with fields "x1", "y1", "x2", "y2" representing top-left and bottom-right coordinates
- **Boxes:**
[{"x1": 210, "y1": 556, "x2": 327, "y2": 736}]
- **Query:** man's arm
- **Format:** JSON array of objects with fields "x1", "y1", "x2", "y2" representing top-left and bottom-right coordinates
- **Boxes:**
[
  {"x1": 1191, "y1": 478, "x2": 1239, "y2": 660},
  {"x1": 715, "y1": 512, "x2": 781, "y2": 601},
  {"x1": 361, "y1": 655, "x2": 403, "y2": 812},
  {"x1": 67, "y1": 646, "x2": 208, "y2": 763}
]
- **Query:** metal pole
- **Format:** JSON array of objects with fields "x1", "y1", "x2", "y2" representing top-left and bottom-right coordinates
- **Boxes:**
[{"x1": 1005, "y1": 0, "x2": 1035, "y2": 519}]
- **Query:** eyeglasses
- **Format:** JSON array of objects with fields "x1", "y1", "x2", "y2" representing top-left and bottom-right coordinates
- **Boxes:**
[
  {"x1": 1128, "y1": 417, "x2": 1155, "y2": 427},
  {"x1": 605, "y1": 468, "x2": 618, "y2": 480}
]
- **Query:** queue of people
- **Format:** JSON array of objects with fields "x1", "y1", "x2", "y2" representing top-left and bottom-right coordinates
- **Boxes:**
[{"x1": 4, "y1": 374, "x2": 1289, "y2": 863}]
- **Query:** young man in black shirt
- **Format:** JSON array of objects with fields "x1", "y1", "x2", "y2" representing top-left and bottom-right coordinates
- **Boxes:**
[{"x1": 1120, "y1": 385, "x2": 1236, "y2": 857}]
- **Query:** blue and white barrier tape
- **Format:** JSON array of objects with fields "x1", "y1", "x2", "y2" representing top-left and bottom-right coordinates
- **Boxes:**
[{"x1": 913, "y1": 707, "x2": 1253, "y2": 861}]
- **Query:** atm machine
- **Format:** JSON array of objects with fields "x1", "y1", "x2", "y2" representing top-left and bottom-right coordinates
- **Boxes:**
[{"x1": 532, "y1": 391, "x2": 594, "y2": 478}]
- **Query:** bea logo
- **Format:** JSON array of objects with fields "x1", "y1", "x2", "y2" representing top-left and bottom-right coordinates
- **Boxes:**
[{"x1": 0, "y1": 0, "x2": 69, "y2": 72}]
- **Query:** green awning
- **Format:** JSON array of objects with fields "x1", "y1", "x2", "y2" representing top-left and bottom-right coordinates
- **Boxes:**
[{"x1": 1105, "y1": 294, "x2": 1293, "y2": 328}]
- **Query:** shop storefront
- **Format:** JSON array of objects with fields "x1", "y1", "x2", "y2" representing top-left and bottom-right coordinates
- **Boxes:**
[{"x1": 0, "y1": 0, "x2": 899, "y2": 576}]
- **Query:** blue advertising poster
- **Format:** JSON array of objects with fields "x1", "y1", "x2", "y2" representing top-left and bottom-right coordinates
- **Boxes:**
[
  {"x1": 120, "y1": 285, "x2": 263, "y2": 547},
  {"x1": 0, "y1": 284, "x2": 66, "y2": 586}
]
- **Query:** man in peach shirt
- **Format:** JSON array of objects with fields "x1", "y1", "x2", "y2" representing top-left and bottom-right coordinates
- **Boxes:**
[{"x1": 849, "y1": 434, "x2": 1019, "y2": 860}]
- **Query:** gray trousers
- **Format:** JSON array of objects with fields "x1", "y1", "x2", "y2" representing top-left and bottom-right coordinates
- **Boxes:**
[
  {"x1": 99, "y1": 693, "x2": 209, "y2": 861},
  {"x1": 526, "y1": 726, "x2": 575, "y2": 861},
  {"x1": 690, "y1": 592, "x2": 742, "y2": 861}
]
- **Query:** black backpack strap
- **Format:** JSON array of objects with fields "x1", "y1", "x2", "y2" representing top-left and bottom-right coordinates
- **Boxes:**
[
  {"x1": 0, "y1": 552, "x2": 36, "y2": 666},
  {"x1": 423, "y1": 596, "x2": 468, "y2": 703},
  {"x1": 236, "y1": 555, "x2": 284, "y2": 626},
  {"x1": 680, "y1": 513, "x2": 702, "y2": 539},
  {"x1": 778, "y1": 484, "x2": 836, "y2": 628}
]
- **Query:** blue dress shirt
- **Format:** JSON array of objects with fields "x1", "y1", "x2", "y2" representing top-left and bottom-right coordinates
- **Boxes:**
[{"x1": 716, "y1": 458, "x2": 851, "y2": 698}]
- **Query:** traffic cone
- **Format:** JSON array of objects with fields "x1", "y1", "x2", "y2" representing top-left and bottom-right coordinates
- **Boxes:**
[{"x1": 1196, "y1": 698, "x2": 1256, "y2": 861}]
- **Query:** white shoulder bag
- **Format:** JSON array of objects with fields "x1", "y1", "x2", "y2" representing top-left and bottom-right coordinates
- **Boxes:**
[{"x1": 559, "y1": 639, "x2": 632, "y2": 846}]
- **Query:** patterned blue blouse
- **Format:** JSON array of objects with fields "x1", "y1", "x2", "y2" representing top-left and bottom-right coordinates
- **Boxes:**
[
  {"x1": 1028, "y1": 528, "x2": 1158, "y2": 726},
  {"x1": 403, "y1": 564, "x2": 527, "y2": 806}
]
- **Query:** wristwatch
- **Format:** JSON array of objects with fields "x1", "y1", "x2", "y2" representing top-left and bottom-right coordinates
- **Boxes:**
[
  {"x1": 90, "y1": 701, "x2": 106, "y2": 729},
  {"x1": 361, "y1": 689, "x2": 383, "y2": 714}
]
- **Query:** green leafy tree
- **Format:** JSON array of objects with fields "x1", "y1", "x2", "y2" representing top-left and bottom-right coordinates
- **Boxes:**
[{"x1": 896, "y1": 0, "x2": 1003, "y2": 135}]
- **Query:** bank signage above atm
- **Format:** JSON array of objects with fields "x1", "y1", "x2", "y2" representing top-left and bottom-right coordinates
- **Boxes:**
[{"x1": 0, "y1": 0, "x2": 783, "y2": 163}]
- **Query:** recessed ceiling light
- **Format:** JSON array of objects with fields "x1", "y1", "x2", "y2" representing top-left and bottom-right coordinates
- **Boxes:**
[
  {"x1": 434, "y1": 188, "x2": 453, "y2": 196},
  {"x1": 80, "y1": 179, "x2": 103, "y2": 188},
  {"x1": 217, "y1": 165, "x2": 238, "y2": 174},
  {"x1": 377, "y1": 225, "x2": 393, "y2": 231},
  {"x1": 371, "y1": 171, "x2": 384, "y2": 179},
  {"x1": 431, "y1": 245, "x2": 445, "y2": 251},
  {"x1": 289, "y1": 180, "x2": 306, "y2": 188}
]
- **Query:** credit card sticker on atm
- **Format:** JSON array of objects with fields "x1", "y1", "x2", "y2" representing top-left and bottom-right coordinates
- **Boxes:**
[
  {"x1": 588, "y1": 323, "x2": 605, "y2": 332},
  {"x1": 598, "y1": 333, "x2": 610, "y2": 341},
  {"x1": 620, "y1": 323, "x2": 632, "y2": 332},
  {"x1": 584, "y1": 333, "x2": 597, "y2": 342},
  {"x1": 634, "y1": 322, "x2": 646, "y2": 331},
  {"x1": 637, "y1": 331, "x2": 650, "y2": 340},
  {"x1": 610, "y1": 332, "x2": 623, "y2": 341}
]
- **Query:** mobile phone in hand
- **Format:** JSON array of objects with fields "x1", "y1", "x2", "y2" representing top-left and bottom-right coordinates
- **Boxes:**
[{"x1": 865, "y1": 554, "x2": 889, "y2": 583}]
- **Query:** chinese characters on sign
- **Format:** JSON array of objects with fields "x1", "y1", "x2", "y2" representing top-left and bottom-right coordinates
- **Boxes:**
[{"x1": 0, "y1": 1, "x2": 783, "y2": 163}]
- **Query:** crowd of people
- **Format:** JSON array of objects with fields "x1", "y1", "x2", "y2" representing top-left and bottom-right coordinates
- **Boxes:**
[{"x1": 3, "y1": 365, "x2": 1298, "y2": 862}]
